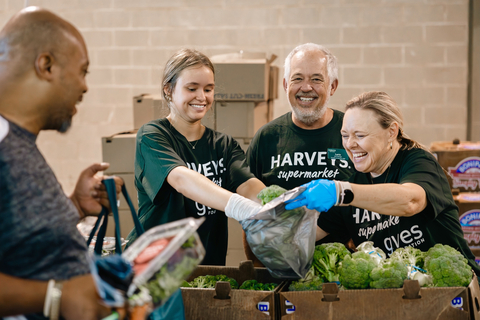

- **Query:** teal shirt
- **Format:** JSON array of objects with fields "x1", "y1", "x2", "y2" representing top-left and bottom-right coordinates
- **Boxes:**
[{"x1": 127, "y1": 118, "x2": 254, "y2": 265}]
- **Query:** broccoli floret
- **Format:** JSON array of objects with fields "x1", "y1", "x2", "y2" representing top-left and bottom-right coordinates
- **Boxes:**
[
  {"x1": 313, "y1": 243, "x2": 351, "y2": 283},
  {"x1": 257, "y1": 185, "x2": 287, "y2": 205},
  {"x1": 214, "y1": 274, "x2": 239, "y2": 289},
  {"x1": 239, "y1": 279, "x2": 277, "y2": 291},
  {"x1": 390, "y1": 246, "x2": 426, "y2": 279},
  {"x1": 288, "y1": 277, "x2": 324, "y2": 291},
  {"x1": 424, "y1": 244, "x2": 472, "y2": 287},
  {"x1": 370, "y1": 257, "x2": 408, "y2": 289},
  {"x1": 187, "y1": 275, "x2": 238, "y2": 289},
  {"x1": 338, "y1": 251, "x2": 376, "y2": 289}
]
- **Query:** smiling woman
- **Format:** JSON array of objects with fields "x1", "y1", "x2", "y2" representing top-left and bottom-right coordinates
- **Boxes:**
[
  {"x1": 126, "y1": 48, "x2": 266, "y2": 264},
  {"x1": 125, "y1": 48, "x2": 267, "y2": 319},
  {"x1": 285, "y1": 91, "x2": 480, "y2": 280}
]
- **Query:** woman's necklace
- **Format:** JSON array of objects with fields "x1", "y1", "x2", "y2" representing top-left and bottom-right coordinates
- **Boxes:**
[
  {"x1": 188, "y1": 139, "x2": 200, "y2": 150},
  {"x1": 168, "y1": 118, "x2": 201, "y2": 149}
]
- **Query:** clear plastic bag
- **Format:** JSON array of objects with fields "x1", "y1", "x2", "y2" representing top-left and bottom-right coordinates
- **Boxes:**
[
  {"x1": 241, "y1": 187, "x2": 319, "y2": 279},
  {"x1": 122, "y1": 217, "x2": 205, "y2": 308}
]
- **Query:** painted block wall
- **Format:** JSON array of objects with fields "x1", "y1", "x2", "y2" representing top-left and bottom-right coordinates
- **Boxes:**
[{"x1": 0, "y1": 0, "x2": 470, "y2": 208}]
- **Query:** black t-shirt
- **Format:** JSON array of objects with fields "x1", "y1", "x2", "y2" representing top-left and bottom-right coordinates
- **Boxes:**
[
  {"x1": 127, "y1": 118, "x2": 254, "y2": 266},
  {"x1": 246, "y1": 110, "x2": 354, "y2": 244},
  {"x1": 319, "y1": 147, "x2": 480, "y2": 275}
]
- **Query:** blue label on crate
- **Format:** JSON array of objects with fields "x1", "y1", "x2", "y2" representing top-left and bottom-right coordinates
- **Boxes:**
[
  {"x1": 451, "y1": 297, "x2": 463, "y2": 308},
  {"x1": 258, "y1": 301, "x2": 269, "y2": 312},
  {"x1": 285, "y1": 300, "x2": 296, "y2": 314}
]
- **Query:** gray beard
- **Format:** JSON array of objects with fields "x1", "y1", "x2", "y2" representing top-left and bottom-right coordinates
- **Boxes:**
[{"x1": 290, "y1": 94, "x2": 331, "y2": 126}]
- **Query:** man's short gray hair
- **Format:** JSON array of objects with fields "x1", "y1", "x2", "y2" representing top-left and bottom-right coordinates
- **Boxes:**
[{"x1": 284, "y1": 43, "x2": 338, "y2": 85}]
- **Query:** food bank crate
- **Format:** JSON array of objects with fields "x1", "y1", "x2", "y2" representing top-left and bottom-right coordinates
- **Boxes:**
[
  {"x1": 278, "y1": 275, "x2": 480, "y2": 320},
  {"x1": 181, "y1": 260, "x2": 283, "y2": 320},
  {"x1": 430, "y1": 141, "x2": 480, "y2": 192}
]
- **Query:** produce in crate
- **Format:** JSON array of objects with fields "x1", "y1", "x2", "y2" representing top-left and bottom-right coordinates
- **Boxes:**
[
  {"x1": 122, "y1": 217, "x2": 205, "y2": 308},
  {"x1": 424, "y1": 243, "x2": 473, "y2": 287},
  {"x1": 338, "y1": 251, "x2": 377, "y2": 289},
  {"x1": 288, "y1": 267, "x2": 324, "y2": 291},
  {"x1": 369, "y1": 257, "x2": 408, "y2": 289},
  {"x1": 239, "y1": 279, "x2": 277, "y2": 291},
  {"x1": 182, "y1": 274, "x2": 239, "y2": 289},
  {"x1": 312, "y1": 242, "x2": 351, "y2": 283}
]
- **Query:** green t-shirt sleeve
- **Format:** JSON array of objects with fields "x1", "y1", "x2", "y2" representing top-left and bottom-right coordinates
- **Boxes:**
[
  {"x1": 224, "y1": 137, "x2": 255, "y2": 192},
  {"x1": 398, "y1": 151, "x2": 453, "y2": 219},
  {"x1": 136, "y1": 126, "x2": 186, "y2": 203}
]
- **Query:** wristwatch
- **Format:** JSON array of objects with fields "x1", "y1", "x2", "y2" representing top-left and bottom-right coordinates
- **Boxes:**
[
  {"x1": 50, "y1": 281, "x2": 63, "y2": 320},
  {"x1": 336, "y1": 181, "x2": 354, "y2": 206}
]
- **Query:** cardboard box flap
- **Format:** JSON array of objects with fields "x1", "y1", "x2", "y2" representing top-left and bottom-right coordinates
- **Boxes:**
[{"x1": 431, "y1": 141, "x2": 480, "y2": 152}]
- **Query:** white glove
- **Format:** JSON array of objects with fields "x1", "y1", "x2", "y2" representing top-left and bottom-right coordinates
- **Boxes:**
[{"x1": 225, "y1": 194, "x2": 262, "y2": 221}]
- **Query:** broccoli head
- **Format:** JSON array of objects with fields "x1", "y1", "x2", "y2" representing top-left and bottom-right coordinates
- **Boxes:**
[
  {"x1": 187, "y1": 274, "x2": 238, "y2": 289},
  {"x1": 288, "y1": 276, "x2": 324, "y2": 291},
  {"x1": 370, "y1": 257, "x2": 408, "y2": 289},
  {"x1": 424, "y1": 244, "x2": 472, "y2": 287},
  {"x1": 313, "y1": 243, "x2": 351, "y2": 283},
  {"x1": 339, "y1": 251, "x2": 376, "y2": 289},
  {"x1": 257, "y1": 185, "x2": 287, "y2": 205},
  {"x1": 239, "y1": 279, "x2": 277, "y2": 291}
]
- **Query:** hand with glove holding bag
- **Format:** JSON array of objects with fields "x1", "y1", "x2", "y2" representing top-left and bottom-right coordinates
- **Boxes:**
[{"x1": 285, "y1": 179, "x2": 354, "y2": 212}]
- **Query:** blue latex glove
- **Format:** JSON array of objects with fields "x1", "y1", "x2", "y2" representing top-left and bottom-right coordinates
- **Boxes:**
[{"x1": 285, "y1": 179, "x2": 337, "y2": 212}]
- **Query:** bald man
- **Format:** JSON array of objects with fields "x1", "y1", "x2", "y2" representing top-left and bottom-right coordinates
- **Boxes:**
[{"x1": 0, "y1": 7, "x2": 122, "y2": 320}]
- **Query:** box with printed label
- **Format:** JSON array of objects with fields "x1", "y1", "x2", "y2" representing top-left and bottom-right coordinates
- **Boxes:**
[
  {"x1": 180, "y1": 260, "x2": 282, "y2": 320},
  {"x1": 278, "y1": 275, "x2": 480, "y2": 320},
  {"x1": 210, "y1": 52, "x2": 278, "y2": 102},
  {"x1": 455, "y1": 193, "x2": 480, "y2": 250},
  {"x1": 430, "y1": 141, "x2": 480, "y2": 193}
]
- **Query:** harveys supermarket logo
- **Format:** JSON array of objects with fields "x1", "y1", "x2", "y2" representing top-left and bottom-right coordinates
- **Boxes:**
[{"x1": 448, "y1": 157, "x2": 480, "y2": 190}]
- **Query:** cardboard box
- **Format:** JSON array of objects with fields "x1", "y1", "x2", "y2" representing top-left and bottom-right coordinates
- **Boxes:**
[
  {"x1": 279, "y1": 276, "x2": 480, "y2": 320},
  {"x1": 133, "y1": 94, "x2": 168, "y2": 129},
  {"x1": 181, "y1": 261, "x2": 282, "y2": 320},
  {"x1": 102, "y1": 131, "x2": 137, "y2": 174},
  {"x1": 455, "y1": 193, "x2": 480, "y2": 250},
  {"x1": 211, "y1": 52, "x2": 277, "y2": 102},
  {"x1": 430, "y1": 141, "x2": 480, "y2": 192}
]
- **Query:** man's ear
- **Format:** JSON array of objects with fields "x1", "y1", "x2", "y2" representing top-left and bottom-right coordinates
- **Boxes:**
[
  {"x1": 283, "y1": 78, "x2": 287, "y2": 92},
  {"x1": 329, "y1": 79, "x2": 339, "y2": 96},
  {"x1": 34, "y1": 52, "x2": 55, "y2": 80}
]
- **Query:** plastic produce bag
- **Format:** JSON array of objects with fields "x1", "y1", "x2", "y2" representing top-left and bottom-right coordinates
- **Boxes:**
[
  {"x1": 241, "y1": 186, "x2": 319, "y2": 279},
  {"x1": 122, "y1": 217, "x2": 205, "y2": 309}
]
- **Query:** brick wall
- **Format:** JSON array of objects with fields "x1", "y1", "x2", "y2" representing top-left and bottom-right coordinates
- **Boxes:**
[{"x1": 0, "y1": 0, "x2": 470, "y2": 194}]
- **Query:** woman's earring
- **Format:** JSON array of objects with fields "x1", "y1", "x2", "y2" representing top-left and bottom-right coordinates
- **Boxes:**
[{"x1": 390, "y1": 141, "x2": 393, "y2": 149}]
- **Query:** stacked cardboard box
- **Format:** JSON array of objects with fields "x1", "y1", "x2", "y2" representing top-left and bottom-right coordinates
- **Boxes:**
[{"x1": 430, "y1": 141, "x2": 480, "y2": 262}]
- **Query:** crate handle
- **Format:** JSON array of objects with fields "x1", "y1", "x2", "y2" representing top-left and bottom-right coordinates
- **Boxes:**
[
  {"x1": 321, "y1": 282, "x2": 339, "y2": 302},
  {"x1": 402, "y1": 280, "x2": 421, "y2": 299},
  {"x1": 214, "y1": 281, "x2": 231, "y2": 300}
]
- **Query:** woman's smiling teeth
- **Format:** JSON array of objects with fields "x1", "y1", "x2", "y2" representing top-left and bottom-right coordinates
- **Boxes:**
[
  {"x1": 190, "y1": 104, "x2": 205, "y2": 109},
  {"x1": 353, "y1": 152, "x2": 367, "y2": 160}
]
